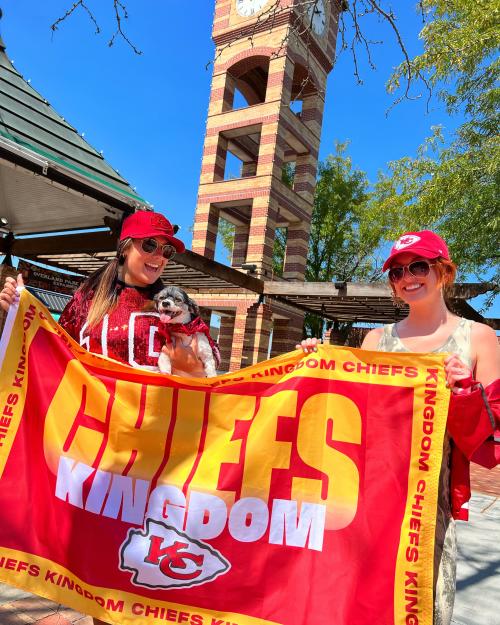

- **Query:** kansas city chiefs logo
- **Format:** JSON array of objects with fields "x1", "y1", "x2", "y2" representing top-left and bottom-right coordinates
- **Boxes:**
[
  {"x1": 394, "y1": 234, "x2": 420, "y2": 250},
  {"x1": 120, "y1": 519, "x2": 230, "y2": 589}
]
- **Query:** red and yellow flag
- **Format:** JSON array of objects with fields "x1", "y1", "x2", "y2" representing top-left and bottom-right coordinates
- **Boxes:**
[{"x1": 0, "y1": 290, "x2": 450, "y2": 625}]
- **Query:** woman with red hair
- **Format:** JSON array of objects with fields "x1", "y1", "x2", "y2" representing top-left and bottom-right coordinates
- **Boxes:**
[
  {"x1": 302, "y1": 230, "x2": 498, "y2": 625},
  {"x1": 362, "y1": 231, "x2": 498, "y2": 624}
]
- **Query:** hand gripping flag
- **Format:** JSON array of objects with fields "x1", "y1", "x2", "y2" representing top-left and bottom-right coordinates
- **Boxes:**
[{"x1": 0, "y1": 290, "x2": 450, "y2": 625}]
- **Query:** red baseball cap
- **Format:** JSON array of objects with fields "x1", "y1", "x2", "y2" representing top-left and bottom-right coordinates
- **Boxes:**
[
  {"x1": 383, "y1": 230, "x2": 450, "y2": 271},
  {"x1": 120, "y1": 211, "x2": 185, "y2": 253}
]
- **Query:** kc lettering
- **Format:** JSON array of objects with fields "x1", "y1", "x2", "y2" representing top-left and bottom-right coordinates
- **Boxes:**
[
  {"x1": 145, "y1": 538, "x2": 204, "y2": 581},
  {"x1": 120, "y1": 520, "x2": 230, "y2": 589}
]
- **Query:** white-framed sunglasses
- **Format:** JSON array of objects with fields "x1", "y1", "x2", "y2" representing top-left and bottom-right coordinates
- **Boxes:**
[{"x1": 388, "y1": 260, "x2": 435, "y2": 283}]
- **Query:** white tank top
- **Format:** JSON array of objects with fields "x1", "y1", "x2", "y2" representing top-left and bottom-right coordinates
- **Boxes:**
[{"x1": 376, "y1": 317, "x2": 474, "y2": 369}]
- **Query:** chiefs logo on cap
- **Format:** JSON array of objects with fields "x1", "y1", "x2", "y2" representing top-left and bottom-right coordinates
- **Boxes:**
[
  {"x1": 394, "y1": 235, "x2": 421, "y2": 250},
  {"x1": 150, "y1": 212, "x2": 173, "y2": 234}
]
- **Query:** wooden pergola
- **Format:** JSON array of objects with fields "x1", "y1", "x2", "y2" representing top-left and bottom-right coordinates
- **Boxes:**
[
  {"x1": 3, "y1": 228, "x2": 497, "y2": 329},
  {"x1": 263, "y1": 281, "x2": 498, "y2": 327}
]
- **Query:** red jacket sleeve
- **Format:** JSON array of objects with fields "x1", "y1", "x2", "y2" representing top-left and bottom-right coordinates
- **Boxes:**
[
  {"x1": 449, "y1": 380, "x2": 499, "y2": 520},
  {"x1": 447, "y1": 379, "x2": 499, "y2": 459}
]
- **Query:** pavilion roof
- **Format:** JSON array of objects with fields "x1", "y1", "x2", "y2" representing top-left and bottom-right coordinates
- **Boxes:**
[{"x1": 0, "y1": 20, "x2": 149, "y2": 236}]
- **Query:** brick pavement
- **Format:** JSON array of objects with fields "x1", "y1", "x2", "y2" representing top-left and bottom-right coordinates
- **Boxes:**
[
  {"x1": 0, "y1": 585, "x2": 92, "y2": 625},
  {"x1": 1, "y1": 462, "x2": 498, "y2": 624}
]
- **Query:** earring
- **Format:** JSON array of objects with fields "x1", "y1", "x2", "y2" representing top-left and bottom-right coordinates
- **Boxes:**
[{"x1": 391, "y1": 290, "x2": 405, "y2": 309}]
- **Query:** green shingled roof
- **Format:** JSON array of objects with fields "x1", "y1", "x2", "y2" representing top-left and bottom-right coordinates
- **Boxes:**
[{"x1": 0, "y1": 31, "x2": 148, "y2": 205}]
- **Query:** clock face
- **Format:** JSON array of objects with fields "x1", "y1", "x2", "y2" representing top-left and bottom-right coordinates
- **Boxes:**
[
  {"x1": 236, "y1": 0, "x2": 270, "y2": 18},
  {"x1": 307, "y1": 0, "x2": 327, "y2": 36}
]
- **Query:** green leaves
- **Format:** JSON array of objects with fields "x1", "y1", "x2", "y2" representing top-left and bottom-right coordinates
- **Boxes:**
[
  {"x1": 377, "y1": 0, "x2": 499, "y2": 294},
  {"x1": 305, "y1": 141, "x2": 385, "y2": 284}
]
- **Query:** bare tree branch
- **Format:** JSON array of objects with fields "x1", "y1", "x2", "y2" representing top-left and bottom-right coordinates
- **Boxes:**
[
  {"x1": 365, "y1": 0, "x2": 431, "y2": 111},
  {"x1": 51, "y1": 0, "x2": 100, "y2": 35},
  {"x1": 108, "y1": 0, "x2": 142, "y2": 54},
  {"x1": 51, "y1": 0, "x2": 431, "y2": 108},
  {"x1": 209, "y1": 0, "x2": 431, "y2": 109},
  {"x1": 51, "y1": 0, "x2": 141, "y2": 54}
]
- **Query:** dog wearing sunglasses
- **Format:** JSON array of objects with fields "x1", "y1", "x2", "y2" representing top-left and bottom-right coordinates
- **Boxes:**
[{"x1": 154, "y1": 286, "x2": 220, "y2": 378}]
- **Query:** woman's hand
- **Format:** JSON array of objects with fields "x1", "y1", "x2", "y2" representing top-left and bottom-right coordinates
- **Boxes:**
[
  {"x1": 444, "y1": 353, "x2": 474, "y2": 392},
  {"x1": 0, "y1": 274, "x2": 24, "y2": 312},
  {"x1": 296, "y1": 337, "x2": 321, "y2": 354}
]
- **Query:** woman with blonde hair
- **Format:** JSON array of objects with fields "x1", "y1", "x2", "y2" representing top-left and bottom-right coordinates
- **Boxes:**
[
  {"x1": 1, "y1": 210, "x2": 185, "y2": 625},
  {"x1": 1, "y1": 211, "x2": 185, "y2": 368}
]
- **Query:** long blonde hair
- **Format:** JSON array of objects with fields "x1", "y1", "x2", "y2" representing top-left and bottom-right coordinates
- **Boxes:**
[{"x1": 78, "y1": 238, "x2": 163, "y2": 328}]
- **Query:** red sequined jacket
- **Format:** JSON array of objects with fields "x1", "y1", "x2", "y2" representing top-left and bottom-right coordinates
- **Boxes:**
[{"x1": 58, "y1": 283, "x2": 163, "y2": 369}]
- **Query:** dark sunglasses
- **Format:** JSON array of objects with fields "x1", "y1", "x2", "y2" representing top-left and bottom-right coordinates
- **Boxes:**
[
  {"x1": 139, "y1": 238, "x2": 176, "y2": 260},
  {"x1": 388, "y1": 260, "x2": 435, "y2": 283}
]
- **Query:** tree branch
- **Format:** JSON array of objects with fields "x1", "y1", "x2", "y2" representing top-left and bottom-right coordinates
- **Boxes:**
[
  {"x1": 51, "y1": 1, "x2": 432, "y2": 108},
  {"x1": 51, "y1": 0, "x2": 100, "y2": 35},
  {"x1": 51, "y1": 0, "x2": 141, "y2": 54}
]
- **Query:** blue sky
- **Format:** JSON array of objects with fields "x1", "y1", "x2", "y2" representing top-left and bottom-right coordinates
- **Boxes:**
[
  {"x1": 1, "y1": 1, "x2": 447, "y2": 228},
  {"x1": 1, "y1": 1, "x2": 496, "y2": 316}
]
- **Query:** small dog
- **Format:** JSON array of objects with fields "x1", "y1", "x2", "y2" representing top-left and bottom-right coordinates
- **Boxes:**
[{"x1": 154, "y1": 286, "x2": 220, "y2": 378}]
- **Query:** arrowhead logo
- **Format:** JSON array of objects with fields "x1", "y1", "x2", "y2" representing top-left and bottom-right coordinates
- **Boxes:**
[
  {"x1": 120, "y1": 518, "x2": 231, "y2": 589},
  {"x1": 394, "y1": 234, "x2": 420, "y2": 250}
]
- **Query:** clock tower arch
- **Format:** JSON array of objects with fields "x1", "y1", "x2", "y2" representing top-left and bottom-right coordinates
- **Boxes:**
[{"x1": 192, "y1": 0, "x2": 341, "y2": 370}]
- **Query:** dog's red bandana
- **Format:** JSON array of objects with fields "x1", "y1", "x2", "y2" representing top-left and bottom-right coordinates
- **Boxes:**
[{"x1": 158, "y1": 316, "x2": 221, "y2": 369}]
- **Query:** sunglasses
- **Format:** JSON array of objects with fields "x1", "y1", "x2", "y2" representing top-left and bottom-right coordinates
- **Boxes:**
[
  {"x1": 388, "y1": 260, "x2": 435, "y2": 283},
  {"x1": 139, "y1": 238, "x2": 176, "y2": 260}
]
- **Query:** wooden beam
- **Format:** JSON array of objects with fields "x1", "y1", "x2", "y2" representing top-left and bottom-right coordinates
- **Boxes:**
[
  {"x1": 264, "y1": 281, "x2": 494, "y2": 300},
  {"x1": 174, "y1": 250, "x2": 264, "y2": 294},
  {"x1": 1, "y1": 234, "x2": 264, "y2": 294},
  {"x1": 264, "y1": 282, "x2": 390, "y2": 297},
  {"x1": 2, "y1": 231, "x2": 119, "y2": 256}
]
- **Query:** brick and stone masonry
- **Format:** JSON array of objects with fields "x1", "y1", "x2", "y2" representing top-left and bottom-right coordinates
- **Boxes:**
[{"x1": 190, "y1": 1, "x2": 341, "y2": 371}]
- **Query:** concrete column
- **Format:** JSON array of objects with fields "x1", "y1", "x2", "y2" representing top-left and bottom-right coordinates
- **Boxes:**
[
  {"x1": 293, "y1": 151, "x2": 318, "y2": 203},
  {"x1": 198, "y1": 306, "x2": 212, "y2": 328},
  {"x1": 191, "y1": 203, "x2": 220, "y2": 260},
  {"x1": 246, "y1": 195, "x2": 279, "y2": 279},
  {"x1": 213, "y1": 135, "x2": 229, "y2": 182},
  {"x1": 229, "y1": 302, "x2": 251, "y2": 372},
  {"x1": 241, "y1": 161, "x2": 257, "y2": 177},
  {"x1": 221, "y1": 73, "x2": 236, "y2": 112},
  {"x1": 282, "y1": 223, "x2": 311, "y2": 281},
  {"x1": 324, "y1": 325, "x2": 344, "y2": 346},
  {"x1": 231, "y1": 224, "x2": 249, "y2": 267}
]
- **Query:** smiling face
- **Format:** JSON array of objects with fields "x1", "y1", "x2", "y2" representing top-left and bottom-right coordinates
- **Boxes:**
[
  {"x1": 389, "y1": 253, "x2": 441, "y2": 306},
  {"x1": 121, "y1": 237, "x2": 168, "y2": 286}
]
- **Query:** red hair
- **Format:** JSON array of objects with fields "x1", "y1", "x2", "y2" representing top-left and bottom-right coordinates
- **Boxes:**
[{"x1": 434, "y1": 257, "x2": 457, "y2": 296}]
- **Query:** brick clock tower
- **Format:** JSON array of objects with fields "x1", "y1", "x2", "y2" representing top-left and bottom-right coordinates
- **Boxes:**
[{"x1": 192, "y1": 0, "x2": 340, "y2": 371}]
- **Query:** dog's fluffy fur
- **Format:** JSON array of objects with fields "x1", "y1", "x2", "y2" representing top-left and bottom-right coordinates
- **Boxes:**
[{"x1": 154, "y1": 286, "x2": 217, "y2": 377}]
